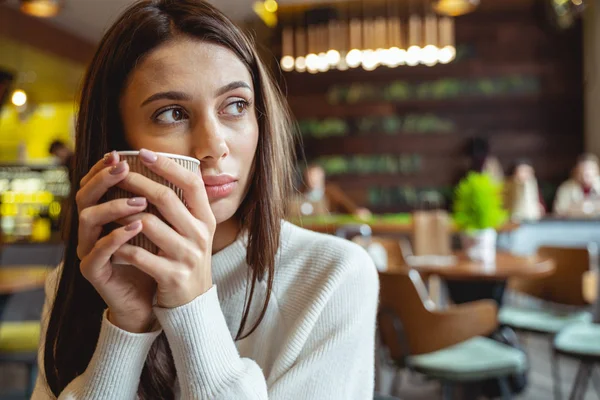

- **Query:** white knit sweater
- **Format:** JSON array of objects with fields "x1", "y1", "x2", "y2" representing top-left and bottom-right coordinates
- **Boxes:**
[{"x1": 32, "y1": 221, "x2": 379, "y2": 399}]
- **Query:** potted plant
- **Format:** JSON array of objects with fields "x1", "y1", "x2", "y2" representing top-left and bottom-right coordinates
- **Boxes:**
[{"x1": 453, "y1": 172, "x2": 508, "y2": 264}]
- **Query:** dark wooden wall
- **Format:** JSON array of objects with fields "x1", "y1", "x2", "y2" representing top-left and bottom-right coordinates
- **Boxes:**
[{"x1": 276, "y1": 6, "x2": 583, "y2": 213}]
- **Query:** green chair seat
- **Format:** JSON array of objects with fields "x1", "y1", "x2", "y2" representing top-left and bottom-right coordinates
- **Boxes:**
[
  {"x1": 554, "y1": 323, "x2": 600, "y2": 357},
  {"x1": 0, "y1": 321, "x2": 41, "y2": 353},
  {"x1": 499, "y1": 306, "x2": 591, "y2": 334},
  {"x1": 407, "y1": 337, "x2": 527, "y2": 381}
]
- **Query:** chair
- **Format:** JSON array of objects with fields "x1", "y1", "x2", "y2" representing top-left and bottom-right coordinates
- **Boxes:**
[
  {"x1": 553, "y1": 323, "x2": 600, "y2": 400},
  {"x1": 552, "y1": 269, "x2": 600, "y2": 399},
  {"x1": 0, "y1": 243, "x2": 55, "y2": 398},
  {"x1": 499, "y1": 246, "x2": 593, "y2": 400},
  {"x1": 378, "y1": 269, "x2": 526, "y2": 399},
  {"x1": 353, "y1": 236, "x2": 411, "y2": 273},
  {"x1": 0, "y1": 321, "x2": 40, "y2": 398}
]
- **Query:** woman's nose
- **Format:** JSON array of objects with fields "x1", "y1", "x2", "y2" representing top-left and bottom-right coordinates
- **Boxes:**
[{"x1": 192, "y1": 117, "x2": 229, "y2": 162}]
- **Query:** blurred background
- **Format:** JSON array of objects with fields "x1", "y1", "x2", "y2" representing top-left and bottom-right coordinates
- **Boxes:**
[{"x1": 0, "y1": 0, "x2": 599, "y2": 399}]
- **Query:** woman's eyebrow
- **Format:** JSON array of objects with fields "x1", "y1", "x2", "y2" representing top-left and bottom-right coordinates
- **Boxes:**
[
  {"x1": 215, "y1": 81, "x2": 252, "y2": 97},
  {"x1": 141, "y1": 91, "x2": 192, "y2": 107}
]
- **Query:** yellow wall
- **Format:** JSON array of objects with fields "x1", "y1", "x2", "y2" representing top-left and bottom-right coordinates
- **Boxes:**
[{"x1": 0, "y1": 102, "x2": 76, "y2": 162}]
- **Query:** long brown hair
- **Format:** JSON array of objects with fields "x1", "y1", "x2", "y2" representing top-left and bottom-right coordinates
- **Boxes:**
[{"x1": 44, "y1": 1, "x2": 295, "y2": 398}]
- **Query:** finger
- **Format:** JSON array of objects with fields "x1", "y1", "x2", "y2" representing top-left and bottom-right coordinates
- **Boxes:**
[
  {"x1": 80, "y1": 221, "x2": 143, "y2": 285},
  {"x1": 114, "y1": 213, "x2": 143, "y2": 227},
  {"x1": 76, "y1": 160, "x2": 129, "y2": 211},
  {"x1": 137, "y1": 149, "x2": 212, "y2": 221},
  {"x1": 77, "y1": 197, "x2": 148, "y2": 259},
  {"x1": 139, "y1": 213, "x2": 199, "y2": 261},
  {"x1": 113, "y1": 243, "x2": 170, "y2": 283},
  {"x1": 118, "y1": 172, "x2": 200, "y2": 238},
  {"x1": 80, "y1": 151, "x2": 120, "y2": 188}
]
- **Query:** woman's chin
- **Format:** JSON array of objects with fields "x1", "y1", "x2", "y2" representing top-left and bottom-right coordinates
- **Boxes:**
[{"x1": 210, "y1": 201, "x2": 238, "y2": 225}]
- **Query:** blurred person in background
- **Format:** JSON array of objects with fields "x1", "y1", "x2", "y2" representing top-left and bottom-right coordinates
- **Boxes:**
[
  {"x1": 289, "y1": 163, "x2": 371, "y2": 218},
  {"x1": 469, "y1": 137, "x2": 504, "y2": 183},
  {"x1": 504, "y1": 159, "x2": 545, "y2": 222},
  {"x1": 49, "y1": 139, "x2": 75, "y2": 174},
  {"x1": 554, "y1": 153, "x2": 600, "y2": 217}
]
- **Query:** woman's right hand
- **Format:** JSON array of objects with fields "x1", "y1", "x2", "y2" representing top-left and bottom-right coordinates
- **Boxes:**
[{"x1": 76, "y1": 151, "x2": 157, "y2": 333}]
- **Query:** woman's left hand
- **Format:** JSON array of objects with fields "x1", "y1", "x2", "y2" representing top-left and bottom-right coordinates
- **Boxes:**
[{"x1": 113, "y1": 149, "x2": 216, "y2": 308}]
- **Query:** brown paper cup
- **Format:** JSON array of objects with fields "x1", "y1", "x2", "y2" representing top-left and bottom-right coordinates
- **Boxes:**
[{"x1": 105, "y1": 151, "x2": 200, "y2": 260}]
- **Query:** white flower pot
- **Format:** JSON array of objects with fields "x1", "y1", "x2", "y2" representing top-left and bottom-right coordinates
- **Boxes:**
[{"x1": 461, "y1": 228, "x2": 497, "y2": 265}]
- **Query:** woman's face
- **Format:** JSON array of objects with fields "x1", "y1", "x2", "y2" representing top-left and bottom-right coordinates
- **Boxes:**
[
  {"x1": 577, "y1": 161, "x2": 600, "y2": 188},
  {"x1": 514, "y1": 164, "x2": 533, "y2": 183},
  {"x1": 120, "y1": 38, "x2": 259, "y2": 224}
]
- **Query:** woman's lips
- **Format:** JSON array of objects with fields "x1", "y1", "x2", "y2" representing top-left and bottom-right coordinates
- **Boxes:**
[{"x1": 203, "y1": 175, "x2": 237, "y2": 200}]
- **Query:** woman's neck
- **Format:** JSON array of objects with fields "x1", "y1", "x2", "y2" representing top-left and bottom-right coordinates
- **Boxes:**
[{"x1": 212, "y1": 217, "x2": 241, "y2": 254}]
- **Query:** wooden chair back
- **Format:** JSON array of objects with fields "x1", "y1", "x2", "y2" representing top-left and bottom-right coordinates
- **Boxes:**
[
  {"x1": 369, "y1": 237, "x2": 409, "y2": 272},
  {"x1": 378, "y1": 269, "x2": 497, "y2": 359},
  {"x1": 509, "y1": 246, "x2": 590, "y2": 306}
]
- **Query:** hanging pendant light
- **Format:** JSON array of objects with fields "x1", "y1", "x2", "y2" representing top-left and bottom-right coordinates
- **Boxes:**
[
  {"x1": 11, "y1": 89, "x2": 27, "y2": 107},
  {"x1": 438, "y1": 16, "x2": 456, "y2": 64},
  {"x1": 421, "y1": 12, "x2": 439, "y2": 66},
  {"x1": 406, "y1": 14, "x2": 422, "y2": 66},
  {"x1": 279, "y1": 0, "x2": 458, "y2": 74},
  {"x1": 432, "y1": 0, "x2": 479, "y2": 17},
  {"x1": 294, "y1": 27, "x2": 307, "y2": 72},
  {"x1": 280, "y1": 27, "x2": 295, "y2": 72},
  {"x1": 346, "y1": 17, "x2": 363, "y2": 68},
  {"x1": 20, "y1": 0, "x2": 62, "y2": 18}
]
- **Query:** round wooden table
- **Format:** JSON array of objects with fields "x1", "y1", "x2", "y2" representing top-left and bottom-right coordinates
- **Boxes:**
[
  {"x1": 410, "y1": 252, "x2": 555, "y2": 281},
  {"x1": 410, "y1": 252, "x2": 555, "y2": 306},
  {"x1": 0, "y1": 266, "x2": 52, "y2": 295}
]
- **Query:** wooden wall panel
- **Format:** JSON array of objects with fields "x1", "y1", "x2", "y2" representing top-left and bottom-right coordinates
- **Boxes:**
[{"x1": 277, "y1": 8, "x2": 583, "y2": 212}]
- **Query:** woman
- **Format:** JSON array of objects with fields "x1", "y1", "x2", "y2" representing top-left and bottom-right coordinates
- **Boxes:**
[
  {"x1": 504, "y1": 160, "x2": 545, "y2": 222},
  {"x1": 33, "y1": 1, "x2": 378, "y2": 399},
  {"x1": 554, "y1": 153, "x2": 600, "y2": 217},
  {"x1": 468, "y1": 137, "x2": 504, "y2": 183}
]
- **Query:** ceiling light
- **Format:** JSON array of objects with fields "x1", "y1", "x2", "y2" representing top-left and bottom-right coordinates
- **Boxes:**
[
  {"x1": 12, "y1": 90, "x2": 27, "y2": 107},
  {"x1": 264, "y1": 0, "x2": 278, "y2": 13},
  {"x1": 432, "y1": 0, "x2": 480, "y2": 17},
  {"x1": 20, "y1": 0, "x2": 62, "y2": 18}
]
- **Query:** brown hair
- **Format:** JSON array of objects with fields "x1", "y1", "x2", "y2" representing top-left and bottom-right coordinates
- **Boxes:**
[{"x1": 43, "y1": 1, "x2": 295, "y2": 398}]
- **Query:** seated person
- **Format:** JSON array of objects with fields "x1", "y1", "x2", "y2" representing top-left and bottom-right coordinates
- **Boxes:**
[
  {"x1": 469, "y1": 137, "x2": 504, "y2": 183},
  {"x1": 49, "y1": 139, "x2": 75, "y2": 178},
  {"x1": 288, "y1": 164, "x2": 371, "y2": 218},
  {"x1": 554, "y1": 153, "x2": 600, "y2": 217},
  {"x1": 504, "y1": 159, "x2": 545, "y2": 222},
  {"x1": 49, "y1": 139, "x2": 74, "y2": 168}
]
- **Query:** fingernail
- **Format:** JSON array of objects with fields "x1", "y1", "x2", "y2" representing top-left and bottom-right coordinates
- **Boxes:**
[
  {"x1": 110, "y1": 160, "x2": 127, "y2": 175},
  {"x1": 104, "y1": 151, "x2": 117, "y2": 165},
  {"x1": 127, "y1": 197, "x2": 147, "y2": 206},
  {"x1": 125, "y1": 220, "x2": 142, "y2": 231},
  {"x1": 139, "y1": 148, "x2": 158, "y2": 163}
]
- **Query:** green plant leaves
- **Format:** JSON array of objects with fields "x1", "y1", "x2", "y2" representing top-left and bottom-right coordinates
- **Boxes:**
[{"x1": 453, "y1": 172, "x2": 508, "y2": 231}]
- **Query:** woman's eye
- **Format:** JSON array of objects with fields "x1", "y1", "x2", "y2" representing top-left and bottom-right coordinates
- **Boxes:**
[
  {"x1": 155, "y1": 107, "x2": 188, "y2": 124},
  {"x1": 223, "y1": 101, "x2": 248, "y2": 117}
]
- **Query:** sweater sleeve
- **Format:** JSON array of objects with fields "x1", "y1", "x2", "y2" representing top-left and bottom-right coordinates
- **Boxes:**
[
  {"x1": 153, "y1": 286, "x2": 268, "y2": 399},
  {"x1": 153, "y1": 249, "x2": 379, "y2": 400},
  {"x1": 269, "y1": 252, "x2": 380, "y2": 399},
  {"x1": 31, "y1": 267, "x2": 162, "y2": 400}
]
